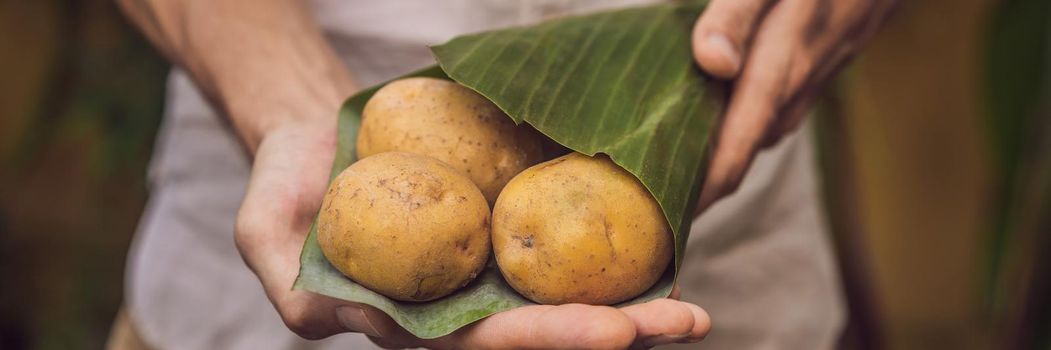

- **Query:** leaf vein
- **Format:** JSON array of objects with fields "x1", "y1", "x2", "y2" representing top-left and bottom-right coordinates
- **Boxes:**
[
  {"x1": 449, "y1": 31, "x2": 498, "y2": 73},
  {"x1": 588, "y1": 13, "x2": 666, "y2": 149},
  {"x1": 534, "y1": 15, "x2": 614, "y2": 126}
]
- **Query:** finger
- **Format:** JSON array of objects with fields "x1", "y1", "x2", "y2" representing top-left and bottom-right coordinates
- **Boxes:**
[
  {"x1": 621, "y1": 299, "x2": 709, "y2": 348},
  {"x1": 695, "y1": 1, "x2": 813, "y2": 213},
  {"x1": 761, "y1": 0, "x2": 898, "y2": 148},
  {"x1": 431, "y1": 304, "x2": 636, "y2": 350},
  {"x1": 763, "y1": 42, "x2": 855, "y2": 148},
  {"x1": 237, "y1": 199, "x2": 351, "y2": 339},
  {"x1": 692, "y1": 0, "x2": 778, "y2": 78},
  {"x1": 238, "y1": 189, "x2": 364, "y2": 340},
  {"x1": 761, "y1": 79, "x2": 822, "y2": 149},
  {"x1": 669, "y1": 284, "x2": 682, "y2": 300},
  {"x1": 268, "y1": 292, "x2": 376, "y2": 340},
  {"x1": 353, "y1": 306, "x2": 430, "y2": 349},
  {"x1": 680, "y1": 303, "x2": 712, "y2": 343},
  {"x1": 234, "y1": 126, "x2": 356, "y2": 339}
]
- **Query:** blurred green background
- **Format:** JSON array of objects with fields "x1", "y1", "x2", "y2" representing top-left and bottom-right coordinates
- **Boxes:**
[
  {"x1": 0, "y1": 0, "x2": 1046, "y2": 349},
  {"x1": 0, "y1": 0, "x2": 166, "y2": 348}
]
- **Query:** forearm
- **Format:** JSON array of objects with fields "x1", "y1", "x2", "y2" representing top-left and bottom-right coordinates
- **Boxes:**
[{"x1": 118, "y1": 0, "x2": 355, "y2": 152}]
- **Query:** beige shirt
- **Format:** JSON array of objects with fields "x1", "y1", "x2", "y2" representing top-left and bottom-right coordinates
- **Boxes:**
[{"x1": 126, "y1": 1, "x2": 844, "y2": 349}]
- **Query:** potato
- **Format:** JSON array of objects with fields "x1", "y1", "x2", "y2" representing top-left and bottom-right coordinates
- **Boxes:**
[
  {"x1": 318, "y1": 152, "x2": 491, "y2": 302},
  {"x1": 357, "y1": 77, "x2": 544, "y2": 204},
  {"x1": 491, "y1": 153, "x2": 673, "y2": 305}
]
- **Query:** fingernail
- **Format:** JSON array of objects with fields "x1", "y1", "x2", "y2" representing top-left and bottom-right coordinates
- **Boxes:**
[
  {"x1": 680, "y1": 334, "x2": 707, "y2": 343},
  {"x1": 642, "y1": 332, "x2": 692, "y2": 347},
  {"x1": 707, "y1": 34, "x2": 740, "y2": 72},
  {"x1": 336, "y1": 306, "x2": 382, "y2": 337}
]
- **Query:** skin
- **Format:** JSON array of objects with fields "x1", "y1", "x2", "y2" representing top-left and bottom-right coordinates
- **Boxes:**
[
  {"x1": 357, "y1": 78, "x2": 544, "y2": 205},
  {"x1": 318, "y1": 152, "x2": 490, "y2": 302},
  {"x1": 492, "y1": 153, "x2": 673, "y2": 305},
  {"x1": 119, "y1": 0, "x2": 894, "y2": 347},
  {"x1": 692, "y1": 0, "x2": 898, "y2": 212}
]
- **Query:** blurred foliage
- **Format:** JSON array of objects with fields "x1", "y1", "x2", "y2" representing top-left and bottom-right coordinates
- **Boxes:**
[
  {"x1": 814, "y1": 85, "x2": 885, "y2": 350},
  {"x1": 3, "y1": 2, "x2": 165, "y2": 175},
  {"x1": 819, "y1": 0, "x2": 1049, "y2": 348},
  {"x1": 984, "y1": 0, "x2": 1051, "y2": 347},
  {"x1": 833, "y1": 0, "x2": 998, "y2": 348},
  {"x1": 0, "y1": 0, "x2": 167, "y2": 349},
  {"x1": 984, "y1": 0, "x2": 1050, "y2": 291}
]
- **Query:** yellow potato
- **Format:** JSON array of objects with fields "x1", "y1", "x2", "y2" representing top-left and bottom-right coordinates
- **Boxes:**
[
  {"x1": 491, "y1": 153, "x2": 673, "y2": 305},
  {"x1": 318, "y1": 152, "x2": 491, "y2": 302},
  {"x1": 357, "y1": 77, "x2": 544, "y2": 204}
]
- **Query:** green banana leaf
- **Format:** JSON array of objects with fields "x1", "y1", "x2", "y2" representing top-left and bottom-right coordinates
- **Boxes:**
[
  {"x1": 295, "y1": 2, "x2": 723, "y2": 339},
  {"x1": 982, "y1": 0, "x2": 1051, "y2": 346}
]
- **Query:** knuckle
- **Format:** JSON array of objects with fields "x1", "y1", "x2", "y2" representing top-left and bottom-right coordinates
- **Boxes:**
[
  {"x1": 698, "y1": 14, "x2": 731, "y2": 33},
  {"x1": 278, "y1": 302, "x2": 327, "y2": 340},
  {"x1": 722, "y1": 170, "x2": 746, "y2": 196},
  {"x1": 690, "y1": 304, "x2": 713, "y2": 337},
  {"x1": 707, "y1": 0, "x2": 764, "y2": 28},
  {"x1": 232, "y1": 230, "x2": 253, "y2": 258},
  {"x1": 788, "y1": 53, "x2": 816, "y2": 95},
  {"x1": 653, "y1": 300, "x2": 695, "y2": 330},
  {"x1": 572, "y1": 308, "x2": 635, "y2": 349},
  {"x1": 233, "y1": 211, "x2": 264, "y2": 252},
  {"x1": 716, "y1": 148, "x2": 752, "y2": 185},
  {"x1": 710, "y1": 157, "x2": 748, "y2": 199}
]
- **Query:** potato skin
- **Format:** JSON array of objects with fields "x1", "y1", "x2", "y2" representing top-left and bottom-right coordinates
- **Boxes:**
[
  {"x1": 492, "y1": 153, "x2": 673, "y2": 305},
  {"x1": 318, "y1": 152, "x2": 491, "y2": 302},
  {"x1": 357, "y1": 77, "x2": 544, "y2": 204}
]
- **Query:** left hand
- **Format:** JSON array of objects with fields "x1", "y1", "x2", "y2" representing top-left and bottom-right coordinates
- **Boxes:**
[{"x1": 691, "y1": 0, "x2": 898, "y2": 211}]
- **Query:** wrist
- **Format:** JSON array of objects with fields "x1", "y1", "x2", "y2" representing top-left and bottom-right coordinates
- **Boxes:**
[
  {"x1": 168, "y1": 0, "x2": 356, "y2": 153},
  {"x1": 222, "y1": 72, "x2": 353, "y2": 152}
]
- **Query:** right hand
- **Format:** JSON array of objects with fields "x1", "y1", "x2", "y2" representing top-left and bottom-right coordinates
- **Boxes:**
[
  {"x1": 235, "y1": 120, "x2": 711, "y2": 349},
  {"x1": 690, "y1": 0, "x2": 897, "y2": 212}
]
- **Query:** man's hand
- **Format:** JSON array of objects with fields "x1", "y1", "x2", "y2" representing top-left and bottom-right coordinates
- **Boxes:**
[
  {"x1": 691, "y1": 0, "x2": 897, "y2": 211},
  {"x1": 234, "y1": 120, "x2": 711, "y2": 349}
]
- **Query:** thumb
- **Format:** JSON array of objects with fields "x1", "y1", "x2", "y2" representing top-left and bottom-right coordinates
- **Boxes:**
[{"x1": 692, "y1": 0, "x2": 777, "y2": 79}]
